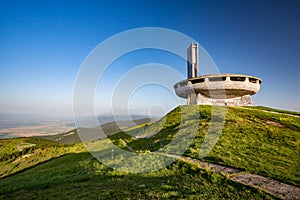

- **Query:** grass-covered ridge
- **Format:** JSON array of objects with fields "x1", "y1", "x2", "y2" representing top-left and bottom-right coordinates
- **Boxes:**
[
  {"x1": 0, "y1": 137, "x2": 85, "y2": 178},
  {"x1": 110, "y1": 105, "x2": 300, "y2": 186},
  {"x1": 40, "y1": 118, "x2": 152, "y2": 144},
  {"x1": 202, "y1": 106, "x2": 299, "y2": 185},
  {"x1": 251, "y1": 106, "x2": 300, "y2": 116},
  {"x1": 0, "y1": 105, "x2": 298, "y2": 199}
]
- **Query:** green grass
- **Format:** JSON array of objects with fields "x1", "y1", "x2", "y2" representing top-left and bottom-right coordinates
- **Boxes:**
[
  {"x1": 111, "y1": 105, "x2": 300, "y2": 186},
  {"x1": 200, "y1": 107, "x2": 300, "y2": 186},
  {"x1": 0, "y1": 105, "x2": 299, "y2": 199},
  {"x1": 0, "y1": 151, "x2": 276, "y2": 199},
  {"x1": 0, "y1": 137, "x2": 86, "y2": 178},
  {"x1": 250, "y1": 106, "x2": 300, "y2": 116}
]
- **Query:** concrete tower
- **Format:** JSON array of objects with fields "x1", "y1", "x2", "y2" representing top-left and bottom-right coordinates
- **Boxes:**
[
  {"x1": 187, "y1": 43, "x2": 198, "y2": 79},
  {"x1": 174, "y1": 43, "x2": 262, "y2": 106}
]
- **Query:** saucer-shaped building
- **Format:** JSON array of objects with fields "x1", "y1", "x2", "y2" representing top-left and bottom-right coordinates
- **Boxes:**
[{"x1": 174, "y1": 43, "x2": 262, "y2": 106}]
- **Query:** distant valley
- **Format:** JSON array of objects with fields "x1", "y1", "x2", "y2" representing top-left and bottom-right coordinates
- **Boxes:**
[{"x1": 0, "y1": 113, "x2": 154, "y2": 139}]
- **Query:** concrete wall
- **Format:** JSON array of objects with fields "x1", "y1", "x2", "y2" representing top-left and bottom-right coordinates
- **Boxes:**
[{"x1": 188, "y1": 93, "x2": 253, "y2": 106}]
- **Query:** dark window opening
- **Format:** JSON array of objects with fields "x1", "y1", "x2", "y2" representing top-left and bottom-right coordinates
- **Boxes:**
[
  {"x1": 191, "y1": 78, "x2": 205, "y2": 84},
  {"x1": 249, "y1": 78, "x2": 257, "y2": 83},
  {"x1": 230, "y1": 77, "x2": 246, "y2": 81}
]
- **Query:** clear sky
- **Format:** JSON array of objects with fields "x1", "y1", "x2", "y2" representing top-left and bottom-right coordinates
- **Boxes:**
[{"x1": 0, "y1": 0, "x2": 299, "y2": 119}]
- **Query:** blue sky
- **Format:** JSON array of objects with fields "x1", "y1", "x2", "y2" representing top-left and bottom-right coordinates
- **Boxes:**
[{"x1": 0, "y1": 0, "x2": 299, "y2": 118}]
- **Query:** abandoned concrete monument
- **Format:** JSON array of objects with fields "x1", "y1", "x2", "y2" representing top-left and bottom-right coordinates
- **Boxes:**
[{"x1": 174, "y1": 43, "x2": 262, "y2": 106}]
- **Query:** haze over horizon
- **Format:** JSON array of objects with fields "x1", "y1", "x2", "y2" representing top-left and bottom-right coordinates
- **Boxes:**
[{"x1": 1, "y1": 0, "x2": 299, "y2": 119}]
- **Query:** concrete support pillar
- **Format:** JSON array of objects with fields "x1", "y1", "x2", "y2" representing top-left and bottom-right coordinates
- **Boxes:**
[{"x1": 187, "y1": 94, "x2": 197, "y2": 105}]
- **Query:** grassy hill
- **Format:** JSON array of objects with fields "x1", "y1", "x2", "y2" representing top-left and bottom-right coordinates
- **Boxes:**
[
  {"x1": 110, "y1": 105, "x2": 300, "y2": 186},
  {"x1": 0, "y1": 151, "x2": 277, "y2": 199},
  {"x1": 0, "y1": 137, "x2": 86, "y2": 178},
  {"x1": 0, "y1": 105, "x2": 299, "y2": 199},
  {"x1": 40, "y1": 118, "x2": 152, "y2": 144}
]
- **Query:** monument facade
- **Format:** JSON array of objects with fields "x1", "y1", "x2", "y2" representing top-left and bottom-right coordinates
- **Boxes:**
[{"x1": 174, "y1": 43, "x2": 262, "y2": 106}]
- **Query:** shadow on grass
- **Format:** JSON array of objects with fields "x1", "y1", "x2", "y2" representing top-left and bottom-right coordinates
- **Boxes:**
[{"x1": 0, "y1": 151, "x2": 278, "y2": 200}]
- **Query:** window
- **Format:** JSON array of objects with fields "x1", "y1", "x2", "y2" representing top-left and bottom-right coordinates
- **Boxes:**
[
  {"x1": 191, "y1": 78, "x2": 205, "y2": 84},
  {"x1": 249, "y1": 78, "x2": 257, "y2": 83},
  {"x1": 230, "y1": 77, "x2": 246, "y2": 81}
]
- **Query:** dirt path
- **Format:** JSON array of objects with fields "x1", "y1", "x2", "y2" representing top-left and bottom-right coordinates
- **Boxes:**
[
  {"x1": 122, "y1": 130, "x2": 300, "y2": 199},
  {"x1": 161, "y1": 153, "x2": 300, "y2": 200}
]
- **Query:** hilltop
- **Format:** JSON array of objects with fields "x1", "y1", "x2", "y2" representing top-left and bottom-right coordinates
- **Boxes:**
[
  {"x1": 0, "y1": 105, "x2": 299, "y2": 199},
  {"x1": 109, "y1": 105, "x2": 300, "y2": 186}
]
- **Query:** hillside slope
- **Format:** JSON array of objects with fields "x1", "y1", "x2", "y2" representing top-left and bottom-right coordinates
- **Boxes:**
[
  {"x1": 110, "y1": 105, "x2": 300, "y2": 186},
  {"x1": 0, "y1": 137, "x2": 85, "y2": 178},
  {"x1": 0, "y1": 105, "x2": 299, "y2": 199},
  {"x1": 40, "y1": 118, "x2": 152, "y2": 144},
  {"x1": 0, "y1": 146, "x2": 276, "y2": 199}
]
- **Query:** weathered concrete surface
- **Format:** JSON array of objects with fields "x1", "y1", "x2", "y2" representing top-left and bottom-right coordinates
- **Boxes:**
[
  {"x1": 174, "y1": 74, "x2": 261, "y2": 106},
  {"x1": 195, "y1": 93, "x2": 253, "y2": 106}
]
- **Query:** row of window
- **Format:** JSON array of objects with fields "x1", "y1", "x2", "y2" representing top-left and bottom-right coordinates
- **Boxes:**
[{"x1": 175, "y1": 76, "x2": 261, "y2": 89}]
